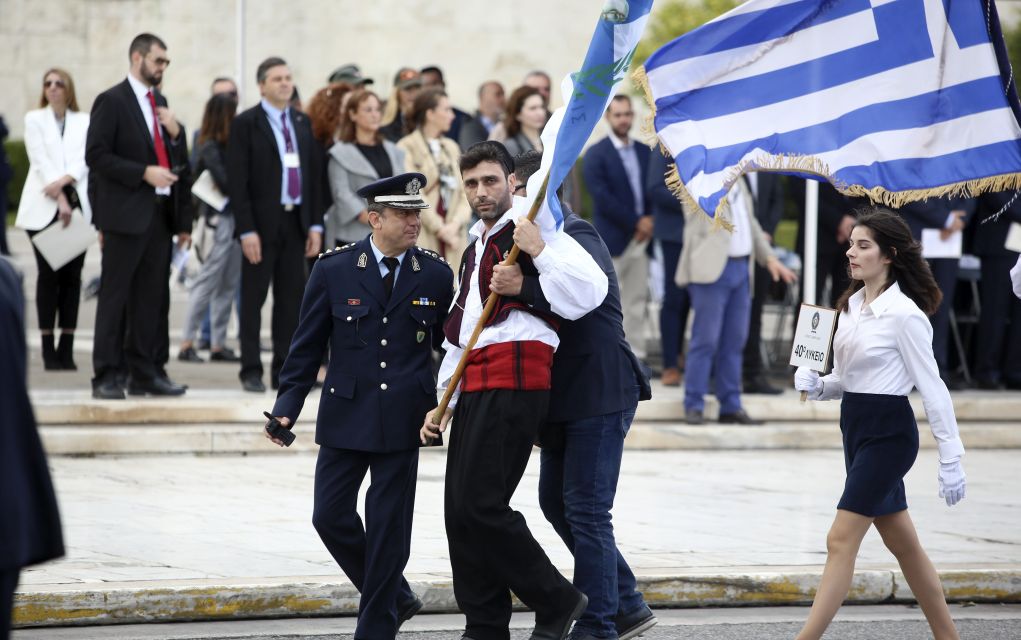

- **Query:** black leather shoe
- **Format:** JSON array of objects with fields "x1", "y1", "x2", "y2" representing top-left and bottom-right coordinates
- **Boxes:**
[
  {"x1": 615, "y1": 604, "x2": 657, "y2": 640},
  {"x1": 397, "y1": 595, "x2": 423, "y2": 627},
  {"x1": 92, "y1": 380, "x2": 126, "y2": 400},
  {"x1": 743, "y1": 375, "x2": 782, "y2": 395},
  {"x1": 128, "y1": 375, "x2": 187, "y2": 397},
  {"x1": 530, "y1": 591, "x2": 587, "y2": 640},
  {"x1": 241, "y1": 375, "x2": 266, "y2": 393},
  {"x1": 718, "y1": 409, "x2": 763, "y2": 425},
  {"x1": 178, "y1": 347, "x2": 204, "y2": 363},
  {"x1": 685, "y1": 409, "x2": 704, "y2": 425},
  {"x1": 209, "y1": 348, "x2": 240, "y2": 362}
]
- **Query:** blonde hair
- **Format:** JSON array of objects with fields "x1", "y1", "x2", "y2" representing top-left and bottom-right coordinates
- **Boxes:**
[{"x1": 39, "y1": 67, "x2": 79, "y2": 112}]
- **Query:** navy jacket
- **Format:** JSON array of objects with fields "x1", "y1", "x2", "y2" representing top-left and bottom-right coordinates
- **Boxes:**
[
  {"x1": 0, "y1": 258, "x2": 64, "y2": 571},
  {"x1": 753, "y1": 173, "x2": 785, "y2": 236},
  {"x1": 273, "y1": 236, "x2": 453, "y2": 452},
  {"x1": 519, "y1": 213, "x2": 651, "y2": 423},
  {"x1": 646, "y1": 150, "x2": 684, "y2": 244},
  {"x1": 582, "y1": 136, "x2": 651, "y2": 256},
  {"x1": 897, "y1": 198, "x2": 976, "y2": 241},
  {"x1": 974, "y1": 191, "x2": 1021, "y2": 258}
]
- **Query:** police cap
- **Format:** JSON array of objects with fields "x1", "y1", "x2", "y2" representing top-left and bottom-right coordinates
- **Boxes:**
[{"x1": 356, "y1": 172, "x2": 430, "y2": 210}]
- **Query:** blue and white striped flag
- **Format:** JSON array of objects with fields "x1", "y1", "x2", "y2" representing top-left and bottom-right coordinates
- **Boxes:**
[
  {"x1": 638, "y1": 0, "x2": 1021, "y2": 219},
  {"x1": 520, "y1": 0, "x2": 655, "y2": 235}
]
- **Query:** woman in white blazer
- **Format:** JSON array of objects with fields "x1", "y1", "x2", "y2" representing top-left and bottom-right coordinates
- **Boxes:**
[{"x1": 15, "y1": 68, "x2": 91, "y2": 370}]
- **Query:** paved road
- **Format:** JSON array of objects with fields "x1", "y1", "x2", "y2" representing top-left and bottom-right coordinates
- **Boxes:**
[{"x1": 14, "y1": 605, "x2": 1021, "y2": 639}]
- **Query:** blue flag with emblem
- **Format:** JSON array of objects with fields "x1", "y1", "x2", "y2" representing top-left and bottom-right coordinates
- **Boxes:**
[
  {"x1": 523, "y1": 0, "x2": 655, "y2": 233},
  {"x1": 636, "y1": 0, "x2": 1021, "y2": 220}
]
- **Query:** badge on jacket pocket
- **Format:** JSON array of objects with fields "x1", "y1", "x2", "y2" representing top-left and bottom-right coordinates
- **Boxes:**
[{"x1": 416, "y1": 330, "x2": 426, "y2": 343}]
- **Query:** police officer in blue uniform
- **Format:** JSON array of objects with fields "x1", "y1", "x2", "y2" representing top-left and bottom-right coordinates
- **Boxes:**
[{"x1": 265, "y1": 172, "x2": 453, "y2": 640}]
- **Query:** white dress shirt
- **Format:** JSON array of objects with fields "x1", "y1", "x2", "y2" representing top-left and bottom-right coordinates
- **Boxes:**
[
  {"x1": 437, "y1": 207, "x2": 609, "y2": 406},
  {"x1": 368, "y1": 234, "x2": 403, "y2": 282},
  {"x1": 1011, "y1": 255, "x2": 1021, "y2": 299},
  {"x1": 727, "y1": 178, "x2": 754, "y2": 257},
  {"x1": 816, "y1": 282, "x2": 965, "y2": 462},
  {"x1": 126, "y1": 73, "x2": 170, "y2": 196}
]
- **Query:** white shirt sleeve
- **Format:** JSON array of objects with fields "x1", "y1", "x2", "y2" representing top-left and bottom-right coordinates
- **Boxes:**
[
  {"x1": 895, "y1": 313, "x2": 965, "y2": 462},
  {"x1": 531, "y1": 229, "x2": 609, "y2": 320},
  {"x1": 818, "y1": 351, "x2": 844, "y2": 400},
  {"x1": 436, "y1": 339, "x2": 463, "y2": 408}
]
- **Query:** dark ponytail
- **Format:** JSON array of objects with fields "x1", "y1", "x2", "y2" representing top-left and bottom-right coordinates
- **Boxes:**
[{"x1": 835, "y1": 206, "x2": 942, "y2": 316}]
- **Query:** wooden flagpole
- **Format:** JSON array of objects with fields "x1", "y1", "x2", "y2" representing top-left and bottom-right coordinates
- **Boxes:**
[{"x1": 430, "y1": 172, "x2": 551, "y2": 426}]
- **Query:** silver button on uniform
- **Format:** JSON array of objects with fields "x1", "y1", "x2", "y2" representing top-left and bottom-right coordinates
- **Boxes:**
[
  {"x1": 380, "y1": 383, "x2": 388, "y2": 390},
  {"x1": 346, "y1": 316, "x2": 352, "y2": 322},
  {"x1": 383, "y1": 316, "x2": 388, "y2": 324},
  {"x1": 329, "y1": 387, "x2": 335, "y2": 394},
  {"x1": 381, "y1": 339, "x2": 388, "y2": 346},
  {"x1": 380, "y1": 362, "x2": 387, "y2": 368}
]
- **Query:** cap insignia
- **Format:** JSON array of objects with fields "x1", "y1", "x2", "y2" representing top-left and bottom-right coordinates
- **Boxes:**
[{"x1": 406, "y1": 177, "x2": 422, "y2": 195}]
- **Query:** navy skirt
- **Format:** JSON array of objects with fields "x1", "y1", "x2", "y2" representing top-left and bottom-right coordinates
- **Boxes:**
[{"x1": 837, "y1": 392, "x2": 919, "y2": 517}]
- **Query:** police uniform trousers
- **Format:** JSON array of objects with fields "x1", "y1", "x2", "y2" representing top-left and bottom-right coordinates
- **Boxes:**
[
  {"x1": 445, "y1": 389, "x2": 577, "y2": 640},
  {"x1": 92, "y1": 198, "x2": 173, "y2": 385},
  {"x1": 838, "y1": 392, "x2": 919, "y2": 517},
  {"x1": 0, "y1": 569, "x2": 17, "y2": 640},
  {"x1": 313, "y1": 445, "x2": 419, "y2": 640},
  {"x1": 239, "y1": 207, "x2": 307, "y2": 386}
]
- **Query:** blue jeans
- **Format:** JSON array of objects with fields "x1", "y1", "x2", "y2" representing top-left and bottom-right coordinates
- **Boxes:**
[
  {"x1": 538, "y1": 387, "x2": 645, "y2": 639},
  {"x1": 685, "y1": 257, "x2": 751, "y2": 414}
]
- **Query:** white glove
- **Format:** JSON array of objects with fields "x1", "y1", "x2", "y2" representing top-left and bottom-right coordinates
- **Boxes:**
[
  {"x1": 794, "y1": 367, "x2": 823, "y2": 399},
  {"x1": 938, "y1": 460, "x2": 966, "y2": 507}
]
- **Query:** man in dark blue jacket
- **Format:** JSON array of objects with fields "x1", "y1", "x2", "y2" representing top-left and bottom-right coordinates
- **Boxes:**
[
  {"x1": 582, "y1": 95, "x2": 652, "y2": 364},
  {"x1": 265, "y1": 173, "x2": 452, "y2": 640},
  {"x1": 489, "y1": 151, "x2": 657, "y2": 640},
  {"x1": 896, "y1": 198, "x2": 975, "y2": 387},
  {"x1": 0, "y1": 257, "x2": 64, "y2": 639},
  {"x1": 646, "y1": 150, "x2": 688, "y2": 386}
]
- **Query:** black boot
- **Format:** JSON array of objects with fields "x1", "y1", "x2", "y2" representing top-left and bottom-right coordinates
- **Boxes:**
[
  {"x1": 42, "y1": 334, "x2": 61, "y2": 370},
  {"x1": 57, "y1": 333, "x2": 77, "y2": 371}
]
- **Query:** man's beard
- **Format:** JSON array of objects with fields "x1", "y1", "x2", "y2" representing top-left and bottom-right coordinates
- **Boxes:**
[
  {"x1": 474, "y1": 193, "x2": 512, "y2": 220},
  {"x1": 141, "y1": 65, "x2": 163, "y2": 87}
]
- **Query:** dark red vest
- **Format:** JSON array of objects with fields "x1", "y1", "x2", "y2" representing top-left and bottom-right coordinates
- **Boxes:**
[{"x1": 442, "y1": 221, "x2": 560, "y2": 344}]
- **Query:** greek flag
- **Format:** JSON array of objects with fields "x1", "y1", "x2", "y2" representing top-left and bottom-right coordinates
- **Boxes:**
[
  {"x1": 521, "y1": 0, "x2": 655, "y2": 234},
  {"x1": 638, "y1": 0, "x2": 1021, "y2": 219}
]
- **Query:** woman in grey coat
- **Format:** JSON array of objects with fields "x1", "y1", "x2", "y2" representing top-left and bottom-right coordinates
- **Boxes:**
[{"x1": 326, "y1": 89, "x2": 405, "y2": 248}]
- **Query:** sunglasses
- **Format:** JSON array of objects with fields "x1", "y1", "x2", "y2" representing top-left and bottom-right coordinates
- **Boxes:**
[{"x1": 44, "y1": 80, "x2": 66, "y2": 89}]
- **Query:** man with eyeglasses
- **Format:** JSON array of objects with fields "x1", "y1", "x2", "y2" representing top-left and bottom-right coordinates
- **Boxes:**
[{"x1": 86, "y1": 32, "x2": 193, "y2": 399}]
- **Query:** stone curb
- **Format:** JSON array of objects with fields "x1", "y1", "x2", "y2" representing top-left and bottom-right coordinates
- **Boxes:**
[
  {"x1": 29, "y1": 389, "x2": 1021, "y2": 426},
  {"x1": 38, "y1": 422, "x2": 1021, "y2": 456},
  {"x1": 14, "y1": 566, "x2": 1021, "y2": 628}
]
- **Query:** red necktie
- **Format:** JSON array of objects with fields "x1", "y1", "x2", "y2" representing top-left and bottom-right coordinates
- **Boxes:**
[{"x1": 146, "y1": 91, "x2": 171, "y2": 169}]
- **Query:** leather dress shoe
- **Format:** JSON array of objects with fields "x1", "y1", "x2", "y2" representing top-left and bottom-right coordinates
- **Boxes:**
[
  {"x1": 127, "y1": 375, "x2": 187, "y2": 397},
  {"x1": 718, "y1": 409, "x2": 763, "y2": 425},
  {"x1": 615, "y1": 604, "x2": 657, "y2": 640},
  {"x1": 92, "y1": 380, "x2": 126, "y2": 400},
  {"x1": 529, "y1": 591, "x2": 588, "y2": 640},
  {"x1": 743, "y1": 375, "x2": 782, "y2": 395},
  {"x1": 241, "y1": 376, "x2": 266, "y2": 393},
  {"x1": 397, "y1": 595, "x2": 423, "y2": 626},
  {"x1": 209, "y1": 347, "x2": 240, "y2": 362},
  {"x1": 660, "y1": 367, "x2": 681, "y2": 387},
  {"x1": 178, "y1": 347, "x2": 204, "y2": 363},
  {"x1": 684, "y1": 409, "x2": 704, "y2": 425}
]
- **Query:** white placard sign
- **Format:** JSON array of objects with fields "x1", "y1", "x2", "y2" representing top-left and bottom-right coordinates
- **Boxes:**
[{"x1": 789, "y1": 303, "x2": 838, "y2": 372}]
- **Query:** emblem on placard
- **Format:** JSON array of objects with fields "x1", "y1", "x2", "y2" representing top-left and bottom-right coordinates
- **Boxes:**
[
  {"x1": 811, "y1": 312, "x2": 820, "y2": 332},
  {"x1": 357, "y1": 252, "x2": 368, "y2": 269},
  {"x1": 416, "y1": 330, "x2": 426, "y2": 343}
]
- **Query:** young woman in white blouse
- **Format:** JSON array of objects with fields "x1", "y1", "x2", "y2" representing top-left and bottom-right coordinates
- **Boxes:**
[{"x1": 794, "y1": 207, "x2": 965, "y2": 640}]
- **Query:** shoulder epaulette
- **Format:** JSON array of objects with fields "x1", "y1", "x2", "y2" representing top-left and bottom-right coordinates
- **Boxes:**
[
  {"x1": 318, "y1": 243, "x2": 358, "y2": 260},
  {"x1": 415, "y1": 246, "x2": 449, "y2": 266}
]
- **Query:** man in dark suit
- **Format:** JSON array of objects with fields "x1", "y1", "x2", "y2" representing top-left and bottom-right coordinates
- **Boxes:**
[
  {"x1": 458, "y1": 81, "x2": 506, "y2": 151},
  {"x1": 896, "y1": 199, "x2": 974, "y2": 386},
  {"x1": 742, "y1": 173, "x2": 786, "y2": 394},
  {"x1": 491, "y1": 151, "x2": 658, "y2": 640},
  {"x1": 0, "y1": 258, "x2": 64, "y2": 639},
  {"x1": 582, "y1": 95, "x2": 652, "y2": 363},
  {"x1": 266, "y1": 173, "x2": 451, "y2": 639},
  {"x1": 229, "y1": 56, "x2": 325, "y2": 393},
  {"x1": 646, "y1": 150, "x2": 689, "y2": 386},
  {"x1": 972, "y1": 192, "x2": 1021, "y2": 389},
  {"x1": 420, "y1": 66, "x2": 472, "y2": 144},
  {"x1": 86, "y1": 33, "x2": 192, "y2": 399}
]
